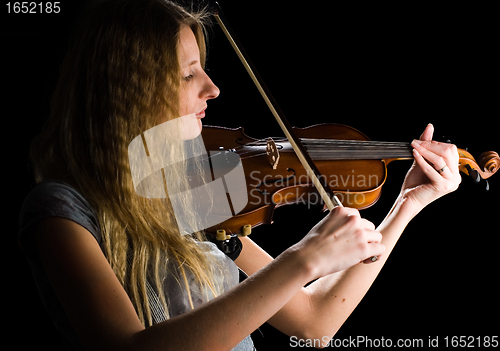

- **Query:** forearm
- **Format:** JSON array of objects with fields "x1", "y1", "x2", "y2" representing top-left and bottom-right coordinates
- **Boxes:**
[
  {"x1": 38, "y1": 218, "x2": 318, "y2": 351},
  {"x1": 303, "y1": 194, "x2": 419, "y2": 340},
  {"x1": 131, "y1": 247, "x2": 313, "y2": 351}
]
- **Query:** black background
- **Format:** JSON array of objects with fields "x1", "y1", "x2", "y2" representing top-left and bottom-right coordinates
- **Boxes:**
[{"x1": 3, "y1": 1, "x2": 499, "y2": 350}]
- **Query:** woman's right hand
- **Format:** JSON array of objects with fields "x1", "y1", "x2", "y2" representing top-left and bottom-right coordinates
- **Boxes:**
[{"x1": 292, "y1": 207, "x2": 385, "y2": 279}]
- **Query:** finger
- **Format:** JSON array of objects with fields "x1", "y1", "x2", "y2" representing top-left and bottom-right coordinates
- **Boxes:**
[
  {"x1": 419, "y1": 123, "x2": 434, "y2": 142},
  {"x1": 412, "y1": 141, "x2": 447, "y2": 169},
  {"x1": 318, "y1": 206, "x2": 360, "y2": 233},
  {"x1": 363, "y1": 256, "x2": 378, "y2": 264},
  {"x1": 361, "y1": 231, "x2": 383, "y2": 265},
  {"x1": 412, "y1": 148, "x2": 444, "y2": 182},
  {"x1": 428, "y1": 141, "x2": 460, "y2": 175},
  {"x1": 329, "y1": 206, "x2": 360, "y2": 219},
  {"x1": 365, "y1": 229, "x2": 382, "y2": 243},
  {"x1": 415, "y1": 140, "x2": 456, "y2": 156},
  {"x1": 362, "y1": 243, "x2": 386, "y2": 264},
  {"x1": 412, "y1": 140, "x2": 459, "y2": 176},
  {"x1": 361, "y1": 218, "x2": 376, "y2": 231},
  {"x1": 344, "y1": 207, "x2": 361, "y2": 218}
]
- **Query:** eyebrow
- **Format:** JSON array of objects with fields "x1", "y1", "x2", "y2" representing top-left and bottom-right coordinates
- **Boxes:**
[{"x1": 183, "y1": 60, "x2": 198, "y2": 68}]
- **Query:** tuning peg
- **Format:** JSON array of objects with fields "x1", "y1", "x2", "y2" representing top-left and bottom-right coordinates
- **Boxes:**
[
  {"x1": 465, "y1": 164, "x2": 490, "y2": 191},
  {"x1": 465, "y1": 164, "x2": 481, "y2": 183},
  {"x1": 240, "y1": 224, "x2": 252, "y2": 237},
  {"x1": 216, "y1": 229, "x2": 227, "y2": 241},
  {"x1": 441, "y1": 135, "x2": 452, "y2": 144}
]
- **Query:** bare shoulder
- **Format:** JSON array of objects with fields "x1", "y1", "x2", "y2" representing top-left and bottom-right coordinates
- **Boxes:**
[
  {"x1": 35, "y1": 217, "x2": 143, "y2": 350},
  {"x1": 36, "y1": 217, "x2": 105, "y2": 271}
]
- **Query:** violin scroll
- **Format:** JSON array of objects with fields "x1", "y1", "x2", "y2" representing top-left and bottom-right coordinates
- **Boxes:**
[
  {"x1": 478, "y1": 151, "x2": 500, "y2": 176},
  {"x1": 458, "y1": 149, "x2": 499, "y2": 191},
  {"x1": 458, "y1": 149, "x2": 499, "y2": 180}
]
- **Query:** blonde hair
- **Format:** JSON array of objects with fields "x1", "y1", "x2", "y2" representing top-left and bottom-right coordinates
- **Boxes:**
[{"x1": 30, "y1": 0, "x2": 225, "y2": 326}]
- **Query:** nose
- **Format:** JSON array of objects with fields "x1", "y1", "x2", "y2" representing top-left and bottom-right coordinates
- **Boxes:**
[{"x1": 201, "y1": 72, "x2": 220, "y2": 100}]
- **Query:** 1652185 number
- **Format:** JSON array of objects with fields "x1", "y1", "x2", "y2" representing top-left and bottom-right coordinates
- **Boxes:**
[
  {"x1": 444, "y1": 336, "x2": 498, "y2": 348},
  {"x1": 6, "y1": 2, "x2": 61, "y2": 14}
]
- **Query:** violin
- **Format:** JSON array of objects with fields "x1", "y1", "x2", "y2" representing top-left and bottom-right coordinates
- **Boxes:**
[
  {"x1": 202, "y1": 123, "x2": 499, "y2": 236},
  {"x1": 205, "y1": 2, "x2": 499, "y2": 242}
]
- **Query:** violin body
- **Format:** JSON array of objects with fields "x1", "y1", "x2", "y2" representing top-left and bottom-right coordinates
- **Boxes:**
[
  {"x1": 205, "y1": 3, "x2": 499, "y2": 238},
  {"x1": 201, "y1": 123, "x2": 499, "y2": 235}
]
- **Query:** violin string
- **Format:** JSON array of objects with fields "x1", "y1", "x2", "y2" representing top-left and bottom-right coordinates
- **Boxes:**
[
  {"x1": 227, "y1": 137, "x2": 287, "y2": 159},
  {"x1": 300, "y1": 139, "x2": 413, "y2": 159},
  {"x1": 205, "y1": 138, "x2": 413, "y2": 161},
  {"x1": 302, "y1": 138, "x2": 411, "y2": 148}
]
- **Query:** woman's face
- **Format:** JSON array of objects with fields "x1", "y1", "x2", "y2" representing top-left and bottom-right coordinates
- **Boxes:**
[{"x1": 178, "y1": 26, "x2": 220, "y2": 134}]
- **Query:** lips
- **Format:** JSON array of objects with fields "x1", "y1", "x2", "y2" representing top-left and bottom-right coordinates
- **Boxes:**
[{"x1": 196, "y1": 106, "x2": 207, "y2": 118}]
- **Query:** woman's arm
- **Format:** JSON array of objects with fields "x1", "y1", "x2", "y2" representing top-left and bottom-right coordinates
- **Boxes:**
[
  {"x1": 36, "y1": 206, "x2": 383, "y2": 350},
  {"x1": 236, "y1": 124, "x2": 462, "y2": 345},
  {"x1": 236, "y1": 198, "x2": 410, "y2": 341},
  {"x1": 268, "y1": 194, "x2": 415, "y2": 342}
]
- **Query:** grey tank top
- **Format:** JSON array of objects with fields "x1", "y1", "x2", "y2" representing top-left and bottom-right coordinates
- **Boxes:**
[{"x1": 18, "y1": 181, "x2": 255, "y2": 350}]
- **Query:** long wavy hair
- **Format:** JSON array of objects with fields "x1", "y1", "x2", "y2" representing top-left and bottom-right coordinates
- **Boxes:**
[{"x1": 30, "y1": 0, "x2": 226, "y2": 326}]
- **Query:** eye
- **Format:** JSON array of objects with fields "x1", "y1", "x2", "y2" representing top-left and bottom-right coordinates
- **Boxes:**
[{"x1": 183, "y1": 74, "x2": 194, "y2": 82}]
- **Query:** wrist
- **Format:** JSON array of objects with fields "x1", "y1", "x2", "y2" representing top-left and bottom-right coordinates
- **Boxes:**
[
  {"x1": 375, "y1": 193, "x2": 420, "y2": 246},
  {"x1": 394, "y1": 191, "x2": 424, "y2": 223},
  {"x1": 282, "y1": 243, "x2": 319, "y2": 283}
]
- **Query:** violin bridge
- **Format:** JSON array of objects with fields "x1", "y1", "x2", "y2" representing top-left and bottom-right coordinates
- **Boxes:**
[{"x1": 266, "y1": 137, "x2": 280, "y2": 169}]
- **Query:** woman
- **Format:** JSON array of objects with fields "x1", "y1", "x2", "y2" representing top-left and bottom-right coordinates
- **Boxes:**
[{"x1": 19, "y1": 0, "x2": 461, "y2": 350}]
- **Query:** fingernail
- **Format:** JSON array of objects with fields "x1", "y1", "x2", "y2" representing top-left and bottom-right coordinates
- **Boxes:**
[
  {"x1": 413, "y1": 148, "x2": 420, "y2": 156},
  {"x1": 412, "y1": 139, "x2": 422, "y2": 145}
]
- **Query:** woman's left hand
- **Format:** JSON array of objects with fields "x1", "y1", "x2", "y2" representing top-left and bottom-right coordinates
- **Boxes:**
[{"x1": 401, "y1": 123, "x2": 462, "y2": 212}]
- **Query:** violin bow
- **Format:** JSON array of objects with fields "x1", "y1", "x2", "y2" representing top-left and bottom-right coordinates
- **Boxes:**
[{"x1": 212, "y1": 2, "x2": 342, "y2": 210}]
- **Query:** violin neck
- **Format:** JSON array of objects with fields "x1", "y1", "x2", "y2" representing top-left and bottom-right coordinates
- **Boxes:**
[{"x1": 301, "y1": 138, "x2": 414, "y2": 161}]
